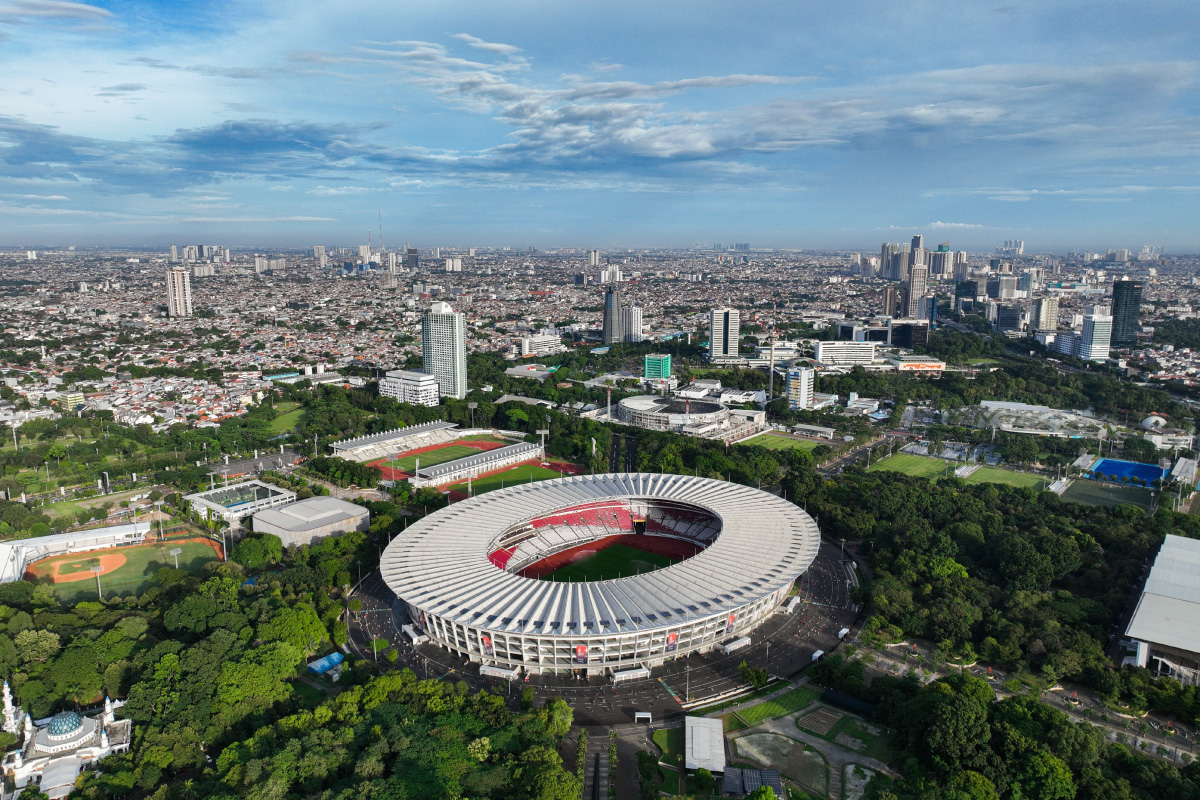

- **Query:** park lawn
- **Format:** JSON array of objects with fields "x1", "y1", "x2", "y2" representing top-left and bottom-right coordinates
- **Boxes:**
[
  {"x1": 269, "y1": 403, "x2": 304, "y2": 433},
  {"x1": 38, "y1": 539, "x2": 221, "y2": 603},
  {"x1": 464, "y1": 464, "x2": 566, "y2": 495},
  {"x1": 736, "y1": 686, "x2": 820, "y2": 726},
  {"x1": 868, "y1": 454, "x2": 949, "y2": 479},
  {"x1": 960, "y1": 466, "x2": 1045, "y2": 489},
  {"x1": 742, "y1": 433, "x2": 820, "y2": 451},
  {"x1": 1061, "y1": 480, "x2": 1153, "y2": 511},
  {"x1": 653, "y1": 727, "x2": 683, "y2": 766},
  {"x1": 544, "y1": 544, "x2": 677, "y2": 582}
]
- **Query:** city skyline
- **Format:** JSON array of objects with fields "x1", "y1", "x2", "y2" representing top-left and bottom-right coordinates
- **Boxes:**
[{"x1": 1, "y1": 1, "x2": 1198, "y2": 248}]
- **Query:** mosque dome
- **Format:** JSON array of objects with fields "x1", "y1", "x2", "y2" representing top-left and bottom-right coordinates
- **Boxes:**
[{"x1": 46, "y1": 711, "x2": 83, "y2": 738}]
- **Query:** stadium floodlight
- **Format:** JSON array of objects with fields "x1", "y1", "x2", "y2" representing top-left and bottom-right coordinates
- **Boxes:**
[
  {"x1": 468, "y1": 402, "x2": 478, "y2": 429},
  {"x1": 536, "y1": 428, "x2": 550, "y2": 458},
  {"x1": 90, "y1": 564, "x2": 104, "y2": 600},
  {"x1": 169, "y1": 547, "x2": 183, "y2": 569}
]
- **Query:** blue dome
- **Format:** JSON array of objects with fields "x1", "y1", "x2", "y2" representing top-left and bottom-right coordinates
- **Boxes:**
[{"x1": 47, "y1": 711, "x2": 82, "y2": 736}]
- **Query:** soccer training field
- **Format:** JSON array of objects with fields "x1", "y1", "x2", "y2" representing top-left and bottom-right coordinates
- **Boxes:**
[
  {"x1": 543, "y1": 543, "x2": 678, "y2": 582},
  {"x1": 742, "y1": 433, "x2": 821, "y2": 451},
  {"x1": 28, "y1": 538, "x2": 223, "y2": 602},
  {"x1": 1061, "y1": 480, "x2": 1153, "y2": 511},
  {"x1": 960, "y1": 466, "x2": 1045, "y2": 489},
  {"x1": 868, "y1": 454, "x2": 950, "y2": 479},
  {"x1": 464, "y1": 464, "x2": 566, "y2": 495}
]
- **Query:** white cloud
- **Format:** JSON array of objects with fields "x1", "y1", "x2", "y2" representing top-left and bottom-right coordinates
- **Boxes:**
[
  {"x1": 0, "y1": 0, "x2": 111, "y2": 22},
  {"x1": 450, "y1": 33, "x2": 522, "y2": 56}
]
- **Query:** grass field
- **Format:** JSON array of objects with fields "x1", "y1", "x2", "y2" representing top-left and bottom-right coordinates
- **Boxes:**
[
  {"x1": 742, "y1": 433, "x2": 821, "y2": 451},
  {"x1": 960, "y1": 466, "x2": 1045, "y2": 489},
  {"x1": 1061, "y1": 480, "x2": 1153, "y2": 511},
  {"x1": 385, "y1": 443, "x2": 483, "y2": 472},
  {"x1": 28, "y1": 539, "x2": 221, "y2": 602},
  {"x1": 735, "y1": 686, "x2": 819, "y2": 726},
  {"x1": 543, "y1": 543, "x2": 676, "y2": 582},
  {"x1": 466, "y1": 464, "x2": 565, "y2": 495},
  {"x1": 269, "y1": 402, "x2": 304, "y2": 434},
  {"x1": 868, "y1": 454, "x2": 951, "y2": 479},
  {"x1": 653, "y1": 727, "x2": 683, "y2": 766}
]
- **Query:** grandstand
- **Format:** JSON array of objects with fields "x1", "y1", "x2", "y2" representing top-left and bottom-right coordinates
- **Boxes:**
[
  {"x1": 329, "y1": 421, "x2": 459, "y2": 463},
  {"x1": 0, "y1": 522, "x2": 150, "y2": 584},
  {"x1": 409, "y1": 441, "x2": 543, "y2": 488}
]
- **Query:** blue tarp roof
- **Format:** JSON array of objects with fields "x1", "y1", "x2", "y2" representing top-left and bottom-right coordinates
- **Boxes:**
[{"x1": 307, "y1": 651, "x2": 345, "y2": 674}]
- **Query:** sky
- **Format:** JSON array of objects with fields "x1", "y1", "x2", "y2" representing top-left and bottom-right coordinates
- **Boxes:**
[{"x1": 0, "y1": 0, "x2": 1198, "y2": 251}]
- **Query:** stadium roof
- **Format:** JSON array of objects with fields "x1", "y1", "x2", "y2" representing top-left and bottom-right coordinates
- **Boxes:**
[
  {"x1": 1126, "y1": 534, "x2": 1200, "y2": 653},
  {"x1": 380, "y1": 473, "x2": 820, "y2": 636},
  {"x1": 330, "y1": 421, "x2": 457, "y2": 453},
  {"x1": 416, "y1": 442, "x2": 540, "y2": 480},
  {"x1": 253, "y1": 497, "x2": 367, "y2": 532}
]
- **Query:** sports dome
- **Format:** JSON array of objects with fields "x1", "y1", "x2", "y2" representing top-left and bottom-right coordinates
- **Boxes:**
[
  {"x1": 380, "y1": 473, "x2": 820, "y2": 676},
  {"x1": 1142, "y1": 414, "x2": 1169, "y2": 430}
]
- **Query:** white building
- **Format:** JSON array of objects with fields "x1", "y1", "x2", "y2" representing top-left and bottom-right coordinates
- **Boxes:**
[
  {"x1": 422, "y1": 301, "x2": 468, "y2": 400},
  {"x1": 1080, "y1": 307, "x2": 1113, "y2": 361},
  {"x1": 2, "y1": 686, "x2": 132, "y2": 799},
  {"x1": 786, "y1": 367, "x2": 815, "y2": 410},
  {"x1": 379, "y1": 369, "x2": 440, "y2": 407},
  {"x1": 1031, "y1": 296, "x2": 1060, "y2": 331},
  {"x1": 409, "y1": 442, "x2": 542, "y2": 488},
  {"x1": 623, "y1": 305, "x2": 644, "y2": 343},
  {"x1": 814, "y1": 341, "x2": 876, "y2": 365},
  {"x1": 253, "y1": 497, "x2": 370, "y2": 547},
  {"x1": 165, "y1": 267, "x2": 192, "y2": 318},
  {"x1": 1126, "y1": 535, "x2": 1200, "y2": 685},
  {"x1": 520, "y1": 334, "x2": 568, "y2": 357},
  {"x1": 709, "y1": 308, "x2": 741, "y2": 362}
]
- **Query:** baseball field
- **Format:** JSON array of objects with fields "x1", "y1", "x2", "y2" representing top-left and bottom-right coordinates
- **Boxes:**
[{"x1": 25, "y1": 538, "x2": 223, "y2": 602}]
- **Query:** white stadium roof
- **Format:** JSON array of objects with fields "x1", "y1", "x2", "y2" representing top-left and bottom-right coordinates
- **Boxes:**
[
  {"x1": 1127, "y1": 534, "x2": 1200, "y2": 653},
  {"x1": 253, "y1": 497, "x2": 367, "y2": 533},
  {"x1": 380, "y1": 473, "x2": 820, "y2": 637}
]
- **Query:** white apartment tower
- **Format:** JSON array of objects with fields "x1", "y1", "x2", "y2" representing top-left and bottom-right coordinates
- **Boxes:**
[
  {"x1": 623, "y1": 305, "x2": 644, "y2": 343},
  {"x1": 422, "y1": 301, "x2": 468, "y2": 399},
  {"x1": 1080, "y1": 306, "x2": 1113, "y2": 361},
  {"x1": 1031, "y1": 297, "x2": 1060, "y2": 331},
  {"x1": 786, "y1": 367, "x2": 815, "y2": 410},
  {"x1": 709, "y1": 308, "x2": 741, "y2": 362},
  {"x1": 166, "y1": 267, "x2": 193, "y2": 318},
  {"x1": 379, "y1": 369, "x2": 440, "y2": 407}
]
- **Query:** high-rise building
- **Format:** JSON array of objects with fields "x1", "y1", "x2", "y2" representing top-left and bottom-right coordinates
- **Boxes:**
[
  {"x1": 905, "y1": 265, "x2": 928, "y2": 318},
  {"x1": 709, "y1": 308, "x2": 741, "y2": 362},
  {"x1": 883, "y1": 286, "x2": 899, "y2": 316},
  {"x1": 814, "y1": 341, "x2": 876, "y2": 365},
  {"x1": 622, "y1": 305, "x2": 643, "y2": 343},
  {"x1": 890, "y1": 245, "x2": 910, "y2": 282},
  {"x1": 600, "y1": 267, "x2": 623, "y2": 284},
  {"x1": 880, "y1": 243, "x2": 899, "y2": 278},
  {"x1": 357, "y1": 244, "x2": 370, "y2": 260},
  {"x1": 1111, "y1": 279, "x2": 1143, "y2": 348},
  {"x1": 169, "y1": 244, "x2": 178, "y2": 262},
  {"x1": 1080, "y1": 307, "x2": 1113, "y2": 361},
  {"x1": 644, "y1": 354, "x2": 672, "y2": 380},
  {"x1": 406, "y1": 248, "x2": 419, "y2": 270},
  {"x1": 421, "y1": 301, "x2": 467, "y2": 399},
  {"x1": 313, "y1": 245, "x2": 326, "y2": 259},
  {"x1": 589, "y1": 250, "x2": 600, "y2": 267},
  {"x1": 786, "y1": 367, "x2": 815, "y2": 410},
  {"x1": 909, "y1": 234, "x2": 925, "y2": 269},
  {"x1": 166, "y1": 267, "x2": 192, "y2": 318},
  {"x1": 889, "y1": 320, "x2": 929, "y2": 348},
  {"x1": 602, "y1": 285, "x2": 624, "y2": 345},
  {"x1": 995, "y1": 303, "x2": 1022, "y2": 332},
  {"x1": 1031, "y1": 296, "x2": 1060, "y2": 331}
]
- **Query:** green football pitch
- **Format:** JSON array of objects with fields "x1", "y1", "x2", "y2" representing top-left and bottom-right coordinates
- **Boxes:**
[
  {"x1": 1061, "y1": 480, "x2": 1152, "y2": 511},
  {"x1": 385, "y1": 443, "x2": 486, "y2": 472},
  {"x1": 29, "y1": 539, "x2": 223, "y2": 603},
  {"x1": 742, "y1": 433, "x2": 820, "y2": 451},
  {"x1": 463, "y1": 464, "x2": 565, "y2": 495},
  {"x1": 960, "y1": 466, "x2": 1045, "y2": 489},
  {"x1": 543, "y1": 544, "x2": 678, "y2": 582},
  {"x1": 868, "y1": 454, "x2": 951, "y2": 478}
]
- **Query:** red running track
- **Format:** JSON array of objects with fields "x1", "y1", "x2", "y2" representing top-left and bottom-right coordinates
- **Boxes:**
[
  {"x1": 368, "y1": 438, "x2": 508, "y2": 481},
  {"x1": 516, "y1": 534, "x2": 704, "y2": 579}
]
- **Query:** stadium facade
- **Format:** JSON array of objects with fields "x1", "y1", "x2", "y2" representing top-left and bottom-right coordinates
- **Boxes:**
[{"x1": 380, "y1": 473, "x2": 820, "y2": 676}]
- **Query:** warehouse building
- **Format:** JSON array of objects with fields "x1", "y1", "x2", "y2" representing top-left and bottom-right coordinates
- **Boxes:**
[
  {"x1": 1126, "y1": 534, "x2": 1200, "y2": 685},
  {"x1": 252, "y1": 497, "x2": 370, "y2": 547}
]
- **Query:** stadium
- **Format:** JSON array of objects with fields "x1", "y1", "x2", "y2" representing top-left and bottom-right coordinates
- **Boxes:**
[{"x1": 380, "y1": 473, "x2": 820, "y2": 677}]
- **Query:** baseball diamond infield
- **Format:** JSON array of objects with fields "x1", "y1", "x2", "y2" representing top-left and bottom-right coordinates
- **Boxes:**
[{"x1": 25, "y1": 538, "x2": 224, "y2": 600}]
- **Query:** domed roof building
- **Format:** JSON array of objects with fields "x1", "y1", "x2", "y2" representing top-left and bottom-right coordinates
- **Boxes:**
[
  {"x1": 0, "y1": 682, "x2": 132, "y2": 799},
  {"x1": 1142, "y1": 414, "x2": 1169, "y2": 430}
]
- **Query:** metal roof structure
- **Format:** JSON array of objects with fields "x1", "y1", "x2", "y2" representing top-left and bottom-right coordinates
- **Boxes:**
[
  {"x1": 329, "y1": 420, "x2": 457, "y2": 453},
  {"x1": 1126, "y1": 534, "x2": 1200, "y2": 653},
  {"x1": 252, "y1": 497, "x2": 367, "y2": 533},
  {"x1": 685, "y1": 715, "x2": 726, "y2": 773},
  {"x1": 380, "y1": 473, "x2": 820, "y2": 637},
  {"x1": 416, "y1": 441, "x2": 541, "y2": 481}
]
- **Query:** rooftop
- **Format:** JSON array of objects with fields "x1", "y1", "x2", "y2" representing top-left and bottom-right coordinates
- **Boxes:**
[{"x1": 1126, "y1": 534, "x2": 1200, "y2": 653}]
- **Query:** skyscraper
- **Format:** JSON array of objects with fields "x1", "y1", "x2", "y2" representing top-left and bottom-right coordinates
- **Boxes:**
[
  {"x1": 622, "y1": 304, "x2": 643, "y2": 343},
  {"x1": 1031, "y1": 296, "x2": 1060, "y2": 331},
  {"x1": 1111, "y1": 279, "x2": 1143, "y2": 348},
  {"x1": 709, "y1": 308, "x2": 741, "y2": 362},
  {"x1": 883, "y1": 286, "x2": 899, "y2": 317},
  {"x1": 1080, "y1": 307, "x2": 1113, "y2": 361},
  {"x1": 169, "y1": 244, "x2": 178, "y2": 262},
  {"x1": 406, "y1": 248, "x2": 419, "y2": 270},
  {"x1": 421, "y1": 301, "x2": 467, "y2": 399},
  {"x1": 905, "y1": 265, "x2": 928, "y2": 318},
  {"x1": 589, "y1": 250, "x2": 600, "y2": 267},
  {"x1": 644, "y1": 354, "x2": 672, "y2": 380},
  {"x1": 165, "y1": 267, "x2": 192, "y2": 318},
  {"x1": 602, "y1": 285, "x2": 624, "y2": 345}
]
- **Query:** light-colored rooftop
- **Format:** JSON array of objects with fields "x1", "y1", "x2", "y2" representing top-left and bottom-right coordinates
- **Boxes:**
[
  {"x1": 1126, "y1": 535, "x2": 1200, "y2": 653},
  {"x1": 685, "y1": 715, "x2": 726, "y2": 773},
  {"x1": 253, "y1": 497, "x2": 368, "y2": 532}
]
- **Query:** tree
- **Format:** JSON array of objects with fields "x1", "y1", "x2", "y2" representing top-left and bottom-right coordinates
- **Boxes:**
[
  {"x1": 694, "y1": 767, "x2": 715, "y2": 794},
  {"x1": 520, "y1": 685, "x2": 535, "y2": 711},
  {"x1": 746, "y1": 787, "x2": 776, "y2": 800},
  {"x1": 15, "y1": 630, "x2": 59, "y2": 664}
]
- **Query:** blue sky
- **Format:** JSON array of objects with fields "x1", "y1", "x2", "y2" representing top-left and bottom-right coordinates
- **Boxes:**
[{"x1": 1, "y1": 0, "x2": 1198, "y2": 250}]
